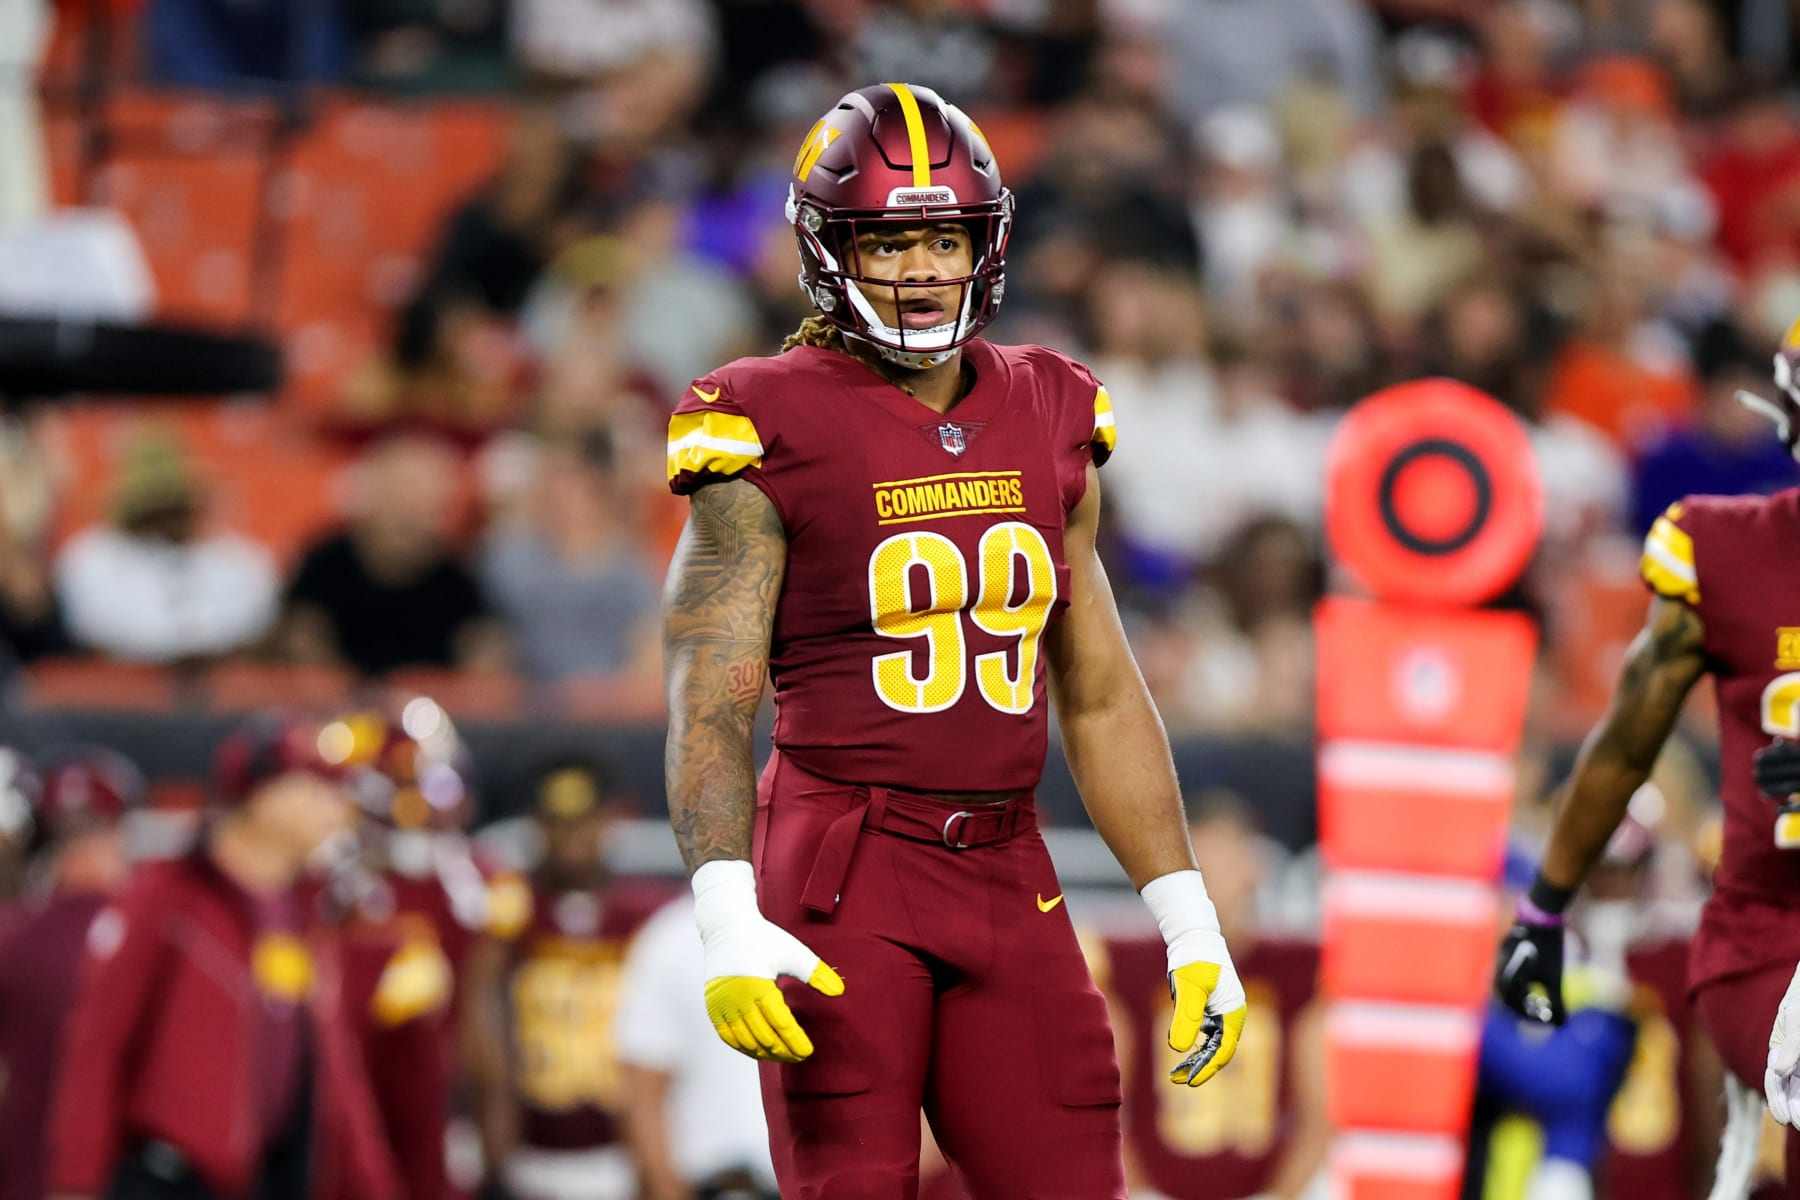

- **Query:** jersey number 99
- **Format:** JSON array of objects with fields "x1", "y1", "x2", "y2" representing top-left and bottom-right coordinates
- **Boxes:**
[{"x1": 869, "y1": 522, "x2": 1056, "y2": 715}]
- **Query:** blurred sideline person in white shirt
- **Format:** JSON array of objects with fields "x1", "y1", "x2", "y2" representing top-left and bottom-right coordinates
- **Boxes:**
[{"x1": 613, "y1": 896, "x2": 779, "y2": 1200}]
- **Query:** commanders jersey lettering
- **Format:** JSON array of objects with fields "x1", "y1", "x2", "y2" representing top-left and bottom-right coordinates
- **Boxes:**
[
  {"x1": 666, "y1": 410, "x2": 764, "y2": 482},
  {"x1": 873, "y1": 470, "x2": 1025, "y2": 526},
  {"x1": 869, "y1": 521, "x2": 1056, "y2": 715},
  {"x1": 1640, "y1": 504, "x2": 1698, "y2": 605},
  {"x1": 1779, "y1": 627, "x2": 1800, "y2": 670}
]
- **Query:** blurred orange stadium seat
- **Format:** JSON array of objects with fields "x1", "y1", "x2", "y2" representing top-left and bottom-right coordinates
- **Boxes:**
[
  {"x1": 967, "y1": 109, "x2": 1047, "y2": 183},
  {"x1": 202, "y1": 661, "x2": 356, "y2": 714},
  {"x1": 555, "y1": 675, "x2": 665, "y2": 724},
  {"x1": 48, "y1": 89, "x2": 516, "y2": 413},
  {"x1": 1545, "y1": 549, "x2": 1650, "y2": 736},
  {"x1": 22, "y1": 657, "x2": 179, "y2": 711},
  {"x1": 52, "y1": 402, "x2": 351, "y2": 567},
  {"x1": 277, "y1": 99, "x2": 514, "y2": 413},
  {"x1": 382, "y1": 668, "x2": 525, "y2": 722}
]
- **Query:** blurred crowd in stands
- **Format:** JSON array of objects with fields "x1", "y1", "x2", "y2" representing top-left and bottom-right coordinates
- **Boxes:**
[
  {"x1": 4, "y1": 0, "x2": 1800, "y2": 746},
  {"x1": 0, "y1": 0, "x2": 1785, "y2": 742},
  {"x1": 3, "y1": 3, "x2": 1797, "y2": 1194}
]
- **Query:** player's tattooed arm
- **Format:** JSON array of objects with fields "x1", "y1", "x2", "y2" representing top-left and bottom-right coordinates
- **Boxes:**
[
  {"x1": 1045, "y1": 465, "x2": 1198, "y2": 889},
  {"x1": 1539, "y1": 594, "x2": 1706, "y2": 892},
  {"x1": 663, "y1": 479, "x2": 785, "y2": 873}
]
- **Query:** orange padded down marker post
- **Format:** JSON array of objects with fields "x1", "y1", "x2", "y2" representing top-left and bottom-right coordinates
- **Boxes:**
[{"x1": 1317, "y1": 379, "x2": 1543, "y2": 1199}]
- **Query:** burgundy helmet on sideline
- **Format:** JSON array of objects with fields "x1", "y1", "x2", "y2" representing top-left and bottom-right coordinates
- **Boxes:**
[
  {"x1": 34, "y1": 747, "x2": 144, "y2": 845},
  {"x1": 320, "y1": 697, "x2": 474, "y2": 832},
  {"x1": 213, "y1": 714, "x2": 349, "y2": 806}
]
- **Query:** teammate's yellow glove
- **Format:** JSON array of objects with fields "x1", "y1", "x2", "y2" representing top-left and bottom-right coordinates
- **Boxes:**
[
  {"x1": 1142, "y1": 870, "x2": 1248, "y2": 1088},
  {"x1": 692, "y1": 860, "x2": 844, "y2": 1063}
]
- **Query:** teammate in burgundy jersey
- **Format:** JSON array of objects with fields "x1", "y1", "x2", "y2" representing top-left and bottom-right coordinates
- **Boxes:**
[
  {"x1": 324, "y1": 701, "x2": 497, "y2": 1200},
  {"x1": 1104, "y1": 796, "x2": 1326, "y2": 1200},
  {"x1": 663, "y1": 83, "x2": 1246, "y2": 1200},
  {"x1": 1495, "y1": 333, "x2": 1800, "y2": 1182},
  {"x1": 463, "y1": 757, "x2": 670, "y2": 1200},
  {"x1": 0, "y1": 749, "x2": 137, "y2": 1200}
]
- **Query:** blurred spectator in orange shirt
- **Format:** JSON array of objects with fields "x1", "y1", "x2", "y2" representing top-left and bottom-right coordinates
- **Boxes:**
[{"x1": 1544, "y1": 257, "x2": 1695, "y2": 448}]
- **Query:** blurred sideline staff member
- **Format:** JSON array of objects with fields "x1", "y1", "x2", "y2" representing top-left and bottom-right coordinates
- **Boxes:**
[
  {"x1": 329, "y1": 702, "x2": 500, "y2": 1200},
  {"x1": 464, "y1": 757, "x2": 665, "y2": 1200},
  {"x1": 0, "y1": 748, "x2": 140, "y2": 1200},
  {"x1": 46, "y1": 716, "x2": 400, "y2": 1200},
  {"x1": 613, "y1": 894, "x2": 780, "y2": 1200}
]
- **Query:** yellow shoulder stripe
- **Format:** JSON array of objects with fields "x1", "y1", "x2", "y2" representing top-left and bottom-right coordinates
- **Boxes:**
[
  {"x1": 886, "y1": 83, "x2": 932, "y2": 188},
  {"x1": 1640, "y1": 510, "x2": 1698, "y2": 603},
  {"x1": 1091, "y1": 385, "x2": 1117, "y2": 455},
  {"x1": 667, "y1": 410, "x2": 765, "y2": 481}
]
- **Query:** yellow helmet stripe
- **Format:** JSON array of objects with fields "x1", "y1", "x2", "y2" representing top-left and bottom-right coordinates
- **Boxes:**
[{"x1": 886, "y1": 83, "x2": 932, "y2": 188}]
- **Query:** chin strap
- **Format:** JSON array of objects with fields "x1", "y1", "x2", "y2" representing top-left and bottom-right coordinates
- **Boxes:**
[
  {"x1": 846, "y1": 331, "x2": 957, "y2": 371},
  {"x1": 1740, "y1": 350, "x2": 1800, "y2": 464},
  {"x1": 1736, "y1": 387, "x2": 1800, "y2": 463}
]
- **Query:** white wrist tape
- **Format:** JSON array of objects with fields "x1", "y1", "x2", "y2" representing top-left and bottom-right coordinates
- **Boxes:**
[
  {"x1": 691, "y1": 859, "x2": 758, "y2": 943},
  {"x1": 1141, "y1": 869, "x2": 1229, "y2": 976}
]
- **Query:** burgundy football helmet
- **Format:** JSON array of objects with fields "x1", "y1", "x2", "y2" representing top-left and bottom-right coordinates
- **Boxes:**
[
  {"x1": 214, "y1": 715, "x2": 348, "y2": 806},
  {"x1": 787, "y1": 83, "x2": 1013, "y2": 369},
  {"x1": 38, "y1": 746, "x2": 143, "y2": 836},
  {"x1": 323, "y1": 698, "x2": 474, "y2": 832}
]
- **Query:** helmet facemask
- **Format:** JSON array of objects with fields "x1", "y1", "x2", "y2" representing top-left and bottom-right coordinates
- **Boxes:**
[
  {"x1": 1737, "y1": 346, "x2": 1800, "y2": 464},
  {"x1": 789, "y1": 187, "x2": 1013, "y2": 370}
]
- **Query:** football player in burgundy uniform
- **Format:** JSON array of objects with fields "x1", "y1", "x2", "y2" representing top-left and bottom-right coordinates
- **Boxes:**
[
  {"x1": 1496, "y1": 326, "x2": 1800, "y2": 1183},
  {"x1": 0, "y1": 748, "x2": 138, "y2": 1200},
  {"x1": 326, "y1": 701, "x2": 497, "y2": 1200},
  {"x1": 463, "y1": 756, "x2": 669, "y2": 1200},
  {"x1": 661, "y1": 83, "x2": 1247, "y2": 1199}
]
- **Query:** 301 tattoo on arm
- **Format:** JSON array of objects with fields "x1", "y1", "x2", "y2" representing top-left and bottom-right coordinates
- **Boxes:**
[{"x1": 663, "y1": 480, "x2": 786, "y2": 873}]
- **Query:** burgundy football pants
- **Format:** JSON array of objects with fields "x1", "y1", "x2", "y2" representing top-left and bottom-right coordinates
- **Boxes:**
[
  {"x1": 1694, "y1": 959, "x2": 1800, "y2": 1192},
  {"x1": 751, "y1": 752, "x2": 1126, "y2": 1200}
]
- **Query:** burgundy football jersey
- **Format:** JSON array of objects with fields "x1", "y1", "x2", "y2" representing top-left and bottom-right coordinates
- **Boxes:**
[
  {"x1": 667, "y1": 339, "x2": 1114, "y2": 793},
  {"x1": 337, "y1": 875, "x2": 468, "y2": 1200},
  {"x1": 1105, "y1": 934, "x2": 1318, "y2": 1200},
  {"x1": 1601, "y1": 938, "x2": 1701, "y2": 1200},
  {"x1": 0, "y1": 892, "x2": 107, "y2": 1200},
  {"x1": 1640, "y1": 493, "x2": 1800, "y2": 991},
  {"x1": 506, "y1": 880, "x2": 670, "y2": 1151}
]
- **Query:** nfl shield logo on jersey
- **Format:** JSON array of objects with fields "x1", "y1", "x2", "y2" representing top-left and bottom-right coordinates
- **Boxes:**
[{"x1": 938, "y1": 423, "x2": 967, "y2": 456}]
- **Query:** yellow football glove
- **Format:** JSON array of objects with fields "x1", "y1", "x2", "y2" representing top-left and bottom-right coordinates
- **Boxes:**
[
  {"x1": 692, "y1": 860, "x2": 844, "y2": 1063},
  {"x1": 1142, "y1": 870, "x2": 1248, "y2": 1088},
  {"x1": 1167, "y1": 961, "x2": 1247, "y2": 1087}
]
